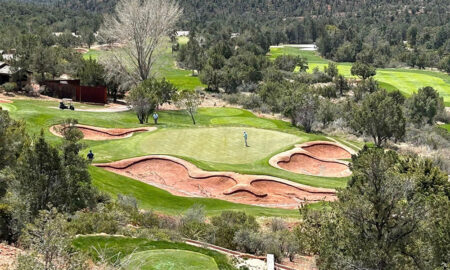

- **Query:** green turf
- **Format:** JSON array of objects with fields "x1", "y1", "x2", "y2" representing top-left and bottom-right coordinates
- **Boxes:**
[
  {"x1": 439, "y1": 123, "x2": 450, "y2": 132},
  {"x1": 88, "y1": 126, "x2": 302, "y2": 164},
  {"x1": 73, "y1": 236, "x2": 236, "y2": 270},
  {"x1": 269, "y1": 46, "x2": 450, "y2": 106},
  {"x1": 125, "y1": 249, "x2": 219, "y2": 270},
  {"x1": 83, "y1": 49, "x2": 101, "y2": 60}
]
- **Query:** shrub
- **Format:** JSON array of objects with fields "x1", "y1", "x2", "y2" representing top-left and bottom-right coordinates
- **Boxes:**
[
  {"x1": 223, "y1": 93, "x2": 242, "y2": 105},
  {"x1": 270, "y1": 218, "x2": 287, "y2": 232},
  {"x1": 211, "y1": 211, "x2": 259, "y2": 250},
  {"x1": 317, "y1": 99, "x2": 336, "y2": 127},
  {"x1": 406, "y1": 86, "x2": 445, "y2": 126},
  {"x1": 241, "y1": 94, "x2": 262, "y2": 110},
  {"x1": 317, "y1": 85, "x2": 337, "y2": 98},
  {"x1": 2, "y1": 82, "x2": 16, "y2": 93}
]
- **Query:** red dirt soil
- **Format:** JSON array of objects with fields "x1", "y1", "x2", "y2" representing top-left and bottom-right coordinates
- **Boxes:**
[
  {"x1": 50, "y1": 124, "x2": 156, "y2": 140},
  {"x1": 278, "y1": 153, "x2": 349, "y2": 177},
  {"x1": 95, "y1": 155, "x2": 336, "y2": 209},
  {"x1": 269, "y1": 141, "x2": 354, "y2": 178}
]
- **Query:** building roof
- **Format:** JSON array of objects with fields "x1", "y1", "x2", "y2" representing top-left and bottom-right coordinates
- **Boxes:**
[
  {"x1": 2, "y1": 54, "x2": 13, "y2": 61},
  {"x1": 0, "y1": 62, "x2": 12, "y2": 75}
]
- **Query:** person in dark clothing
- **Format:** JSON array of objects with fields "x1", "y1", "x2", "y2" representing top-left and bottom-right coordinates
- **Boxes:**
[
  {"x1": 59, "y1": 101, "x2": 67, "y2": 110},
  {"x1": 87, "y1": 150, "x2": 94, "y2": 161}
]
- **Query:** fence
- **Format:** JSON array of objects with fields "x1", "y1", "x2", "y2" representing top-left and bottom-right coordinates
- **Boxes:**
[{"x1": 43, "y1": 80, "x2": 107, "y2": 104}]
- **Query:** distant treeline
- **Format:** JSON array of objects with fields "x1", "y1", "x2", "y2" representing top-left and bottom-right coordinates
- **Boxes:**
[{"x1": 0, "y1": 0, "x2": 449, "y2": 70}]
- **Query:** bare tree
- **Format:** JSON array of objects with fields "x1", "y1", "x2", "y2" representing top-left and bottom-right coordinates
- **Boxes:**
[
  {"x1": 175, "y1": 90, "x2": 204, "y2": 125},
  {"x1": 99, "y1": 0, "x2": 182, "y2": 89}
]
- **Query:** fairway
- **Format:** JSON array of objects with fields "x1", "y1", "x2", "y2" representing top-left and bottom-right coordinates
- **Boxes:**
[
  {"x1": 269, "y1": 46, "x2": 450, "y2": 106},
  {"x1": 88, "y1": 126, "x2": 303, "y2": 164},
  {"x1": 125, "y1": 249, "x2": 218, "y2": 270}
]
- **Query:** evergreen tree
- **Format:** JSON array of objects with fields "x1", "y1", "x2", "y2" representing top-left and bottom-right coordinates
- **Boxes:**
[{"x1": 351, "y1": 90, "x2": 405, "y2": 146}]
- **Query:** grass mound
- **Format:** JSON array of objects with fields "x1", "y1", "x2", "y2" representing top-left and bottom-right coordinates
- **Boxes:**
[
  {"x1": 125, "y1": 249, "x2": 219, "y2": 270},
  {"x1": 73, "y1": 236, "x2": 236, "y2": 270}
]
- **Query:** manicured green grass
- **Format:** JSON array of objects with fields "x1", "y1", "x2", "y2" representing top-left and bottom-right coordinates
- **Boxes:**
[
  {"x1": 83, "y1": 49, "x2": 101, "y2": 60},
  {"x1": 439, "y1": 123, "x2": 450, "y2": 132},
  {"x1": 269, "y1": 46, "x2": 450, "y2": 106},
  {"x1": 88, "y1": 126, "x2": 302, "y2": 164},
  {"x1": 125, "y1": 249, "x2": 219, "y2": 270},
  {"x1": 73, "y1": 236, "x2": 236, "y2": 270}
]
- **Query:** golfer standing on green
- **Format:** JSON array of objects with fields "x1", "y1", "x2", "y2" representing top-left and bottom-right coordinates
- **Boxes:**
[{"x1": 243, "y1": 131, "x2": 249, "y2": 147}]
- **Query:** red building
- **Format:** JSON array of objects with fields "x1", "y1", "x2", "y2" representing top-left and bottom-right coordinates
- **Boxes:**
[{"x1": 43, "y1": 80, "x2": 107, "y2": 104}]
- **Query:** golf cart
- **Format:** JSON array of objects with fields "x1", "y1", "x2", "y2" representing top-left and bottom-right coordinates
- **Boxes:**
[{"x1": 59, "y1": 98, "x2": 75, "y2": 110}]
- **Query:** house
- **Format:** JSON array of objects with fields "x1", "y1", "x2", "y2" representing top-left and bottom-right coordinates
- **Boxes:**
[
  {"x1": 0, "y1": 62, "x2": 12, "y2": 84},
  {"x1": 0, "y1": 62, "x2": 31, "y2": 85}
]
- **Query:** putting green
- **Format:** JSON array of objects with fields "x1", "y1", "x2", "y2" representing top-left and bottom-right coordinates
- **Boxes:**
[
  {"x1": 125, "y1": 249, "x2": 218, "y2": 270},
  {"x1": 88, "y1": 126, "x2": 303, "y2": 164}
]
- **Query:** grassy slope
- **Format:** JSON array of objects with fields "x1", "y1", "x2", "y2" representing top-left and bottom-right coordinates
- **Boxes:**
[
  {"x1": 73, "y1": 236, "x2": 236, "y2": 270},
  {"x1": 268, "y1": 46, "x2": 450, "y2": 106}
]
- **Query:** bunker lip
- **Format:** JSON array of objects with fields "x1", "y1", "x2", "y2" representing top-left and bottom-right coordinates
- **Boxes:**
[
  {"x1": 50, "y1": 124, "x2": 156, "y2": 140},
  {"x1": 269, "y1": 141, "x2": 355, "y2": 178},
  {"x1": 94, "y1": 155, "x2": 336, "y2": 209}
]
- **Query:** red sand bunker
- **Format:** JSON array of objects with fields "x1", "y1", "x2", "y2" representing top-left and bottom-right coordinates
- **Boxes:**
[
  {"x1": 269, "y1": 141, "x2": 355, "y2": 177},
  {"x1": 0, "y1": 99, "x2": 12, "y2": 103},
  {"x1": 302, "y1": 143, "x2": 351, "y2": 159},
  {"x1": 50, "y1": 124, "x2": 156, "y2": 140},
  {"x1": 95, "y1": 155, "x2": 336, "y2": 209},
  {"x1": 278, "y1": 153, "x2": 350, "y2": 177}
]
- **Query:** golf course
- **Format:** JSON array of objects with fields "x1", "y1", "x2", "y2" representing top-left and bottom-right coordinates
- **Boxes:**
[
  {"x1": 269, "y1": 46, "x2": 450, "y2": 106},
  {"x1": 1, "y1": 98, "x2": 361, "y2": 217}
]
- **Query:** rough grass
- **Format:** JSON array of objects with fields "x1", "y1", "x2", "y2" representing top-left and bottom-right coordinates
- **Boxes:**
[
  {"x1": 269, "y1": 46, "x2": 450, "y2": 106},
  {"x1": 73, "y1": 236, "x2": 236, "y2": 270}
]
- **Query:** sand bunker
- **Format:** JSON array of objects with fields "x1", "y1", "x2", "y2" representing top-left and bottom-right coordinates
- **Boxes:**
[
  {"x1": 95, "y1": 155, "x2": 336, "y2": 209},
  {"x1": 0, "y1": 99, "x2": 12, "y2": 103},
  {"x1": 269, "y1": 141, "x2": 354, "y2": 177},
  {"x1": 50, "y1": 124, "x2": 156, "y2": 140}
]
